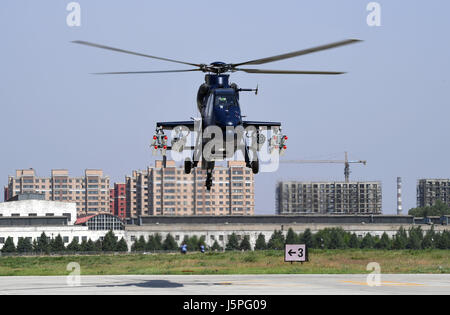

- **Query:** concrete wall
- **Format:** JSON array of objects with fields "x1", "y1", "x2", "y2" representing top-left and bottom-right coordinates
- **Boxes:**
[
  {"x1": 0, "y1": 200, "x2": 76, "y2": 225},
  {"x1": 137, "y1": 215, "x2": 415, "y2": 225},
  {"x1": 0, "y1": 217, "x2": 68, "y2": 226}
]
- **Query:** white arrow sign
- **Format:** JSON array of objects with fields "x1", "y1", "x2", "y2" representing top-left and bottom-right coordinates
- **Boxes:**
[{"x1": 285, "y1": 244, "x2": 307, "y2": 262}]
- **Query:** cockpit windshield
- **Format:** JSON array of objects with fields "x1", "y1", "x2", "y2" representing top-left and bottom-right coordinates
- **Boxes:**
[{"x1": 214, "y1": 94, "x2": 236, "y2": 108}]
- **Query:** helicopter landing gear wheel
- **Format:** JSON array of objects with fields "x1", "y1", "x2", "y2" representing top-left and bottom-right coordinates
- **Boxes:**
[
  {"x1": 251, "y1": 160, "x2": 259, "y2": 174},
  {"x1": 184, "y1": 158, "x2": 192, "y2": 174}
]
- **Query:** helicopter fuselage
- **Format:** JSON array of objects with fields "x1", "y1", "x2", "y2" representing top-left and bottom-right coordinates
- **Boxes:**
[{"x1": 197, "y1": 74, "x2": 243, "y2": 142}]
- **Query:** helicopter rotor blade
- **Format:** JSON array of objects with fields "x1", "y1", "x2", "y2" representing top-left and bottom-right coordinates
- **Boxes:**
[
  {"x1": 232, "y1": 39, "x2": 361, "y2": 67},
  {"x1": 72, "y1": 40, "x2": 202, "y2": 67},
  {"x1": 235, "y1": 68, "x2": 345, "y2": 75},
  {"x1": 92, "y1": 69, "x2": 202, "y2": 75}
]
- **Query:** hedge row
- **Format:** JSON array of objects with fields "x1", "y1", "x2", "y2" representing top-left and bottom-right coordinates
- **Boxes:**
[{"x1": 1, "y1": 231, "x2": 128, "y2": 254}]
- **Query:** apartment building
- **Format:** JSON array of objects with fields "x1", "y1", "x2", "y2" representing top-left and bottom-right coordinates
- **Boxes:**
[
  {"x1": 276, "y1": 181, "x2": 382, "y2": 214},
  {"x1": 6, "y1": 169, "x2": 110, "y2": 215},
  {"x1": 417, "y1": 179, "x2": 450, "y2": 208},
  {"x1": 126, "y1": 160, "x2": 255, "y2": 217},
  {"x1": 110, "y1": 183, "x2": 126, "y2": 219}
]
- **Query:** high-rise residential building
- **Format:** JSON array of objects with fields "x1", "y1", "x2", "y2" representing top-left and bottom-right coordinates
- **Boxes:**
[
  {"x1": 276, "y1": 181, "x2": 382, "y2": 214},
  {"x1": 111, "y1": 183, "x2": 126, "y2": 219},
  {"x1": 3, "y1": 186, "x2": 8, "y2": 202},
  {"x1": 109, "y1": 187, "x2": 115, "y2": 213},
  {"x1": 6, "y1": 169, "x2": 110, "y2": 215},
  {"x1": 417, "y1": 179, "x2": 450, "y2": 208},
  {"x1": 125, "y1": 160, "x2": 255, "y2": 217}
]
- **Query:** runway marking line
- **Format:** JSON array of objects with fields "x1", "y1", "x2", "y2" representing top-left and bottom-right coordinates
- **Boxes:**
[
  {"x1": 340, "y1": 280, "x2": 425, "y2": 287},
  {"x1": 211, "y1": 280, "x2": 307, "y2": 288}
]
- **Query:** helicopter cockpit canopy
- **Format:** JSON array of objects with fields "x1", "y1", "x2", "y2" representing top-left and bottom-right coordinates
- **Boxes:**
[
  {"x1": 215, "y1": 94, "x2": 236, "y2": 108},
  {"x1": 214, "y1": 89, "x2": 238, "y2": 108}
]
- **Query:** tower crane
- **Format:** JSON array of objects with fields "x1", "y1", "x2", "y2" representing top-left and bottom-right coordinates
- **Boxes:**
[{"x1": 280, "y1": 152, "x2": 366, "y2": 183}]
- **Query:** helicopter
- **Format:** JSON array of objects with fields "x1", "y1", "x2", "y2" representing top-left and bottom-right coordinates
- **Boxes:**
[{"x1": 73, "y1": 39, "x2": 361, "y2": 190}]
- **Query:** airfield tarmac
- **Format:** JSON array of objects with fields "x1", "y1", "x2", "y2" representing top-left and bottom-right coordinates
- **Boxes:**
[{"x1": 0, "y1": 274, "x2": 448, "y2": 295}]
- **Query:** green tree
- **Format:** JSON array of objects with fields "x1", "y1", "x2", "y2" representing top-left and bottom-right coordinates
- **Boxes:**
[
  {"x1": 267, "y1": 230, "x2": 285, "y2": 250},
  {"x1": 300, "y1": 229, "x2": 314, "y2": 248},
  {"x1": 422, "y1": 227, "x2": 436, "y2": 249},
  {"x1": 132, "y1": 236, "x2": 146, "y2": 252},
  {"x1": 254, "y1": 233, "x2": 267, "y2": 250},
  {"x1": 102, "y1": 230, "x2": 118, "y2": 252},
  {"x1": 1, "y1": 237, "x2": 16, "y2": 253},
  {"x1": 407, "y1": 226, "x2": 423, "y2": 250},
  {"x1": 17, "y1": 237, "x2": 33, "y2": 253},
  {"x1": 146, "y1": 235, "x2": 159, "y2": 251},
  {"x1": 94, "y1": 239, "x2": 103, "y2": 252},
  {"x1": 187, "y1": 235, "x2": 200, "y2": 251},
  {"x1": 409, "y1": 200, "x2": 450, "y2": 217},
  {"x1": 435, "y1": 231, "x2": 450, "y2": 249},
  {"x1": 116, "y1": 237, "x2": 128, "y2": 252},
  {"x1": 328, "y1": 228, "x2": 346, "y2": 249},
  {"x1": 376, "y1": 232, "x2": 392, "y2": 250},
  {"x1": 226, "y1": 233, "x2": 240, "y2": 251},
  {"x1": 32, "y1": 239, "x2": 39, "y2": 253},
  {"x1": 285, "y1": 228, "x2": 298, "y2": 244},
  {"x1": 392, "y1": 227, "x2": 408, "y2": 250},
  {"x1": 360, "y1": 233, "x2": 375, "y2": 249},
  {"x1": 50, "y1": 234, "x2": 66, "y2": 253},
  {"x1": 37, "y1": 232, "x2": 50, "y2": 254},
  {"x1": 239, "y1": 235, "x2": 252, "y2": 251},
  {"x1": 312, "y1": 229, "x2": 330, "y2": 249},
  {"x1": 81, "y1": 239, "x2": 96, "y2": 252},
  {"x1": 211, "y1": 240, "x2": 222, "y2": 251},
  {"x1": 348, "y1": 233, "x2": 360, "y2": 249},
  {"x1": 153, "y1": 233, "x2": 163, "y2": 250},
  {"x1": 66, "y1": 238, "x2": 81, "y2": 252},
  {"x1": 162, "y1": 233, "x2": 178, "y2": 251}
]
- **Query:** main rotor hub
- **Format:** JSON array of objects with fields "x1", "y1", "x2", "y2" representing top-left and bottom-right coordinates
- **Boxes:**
[{"x1": 205, "y1": 61, "x2": 232, "y2": 74}]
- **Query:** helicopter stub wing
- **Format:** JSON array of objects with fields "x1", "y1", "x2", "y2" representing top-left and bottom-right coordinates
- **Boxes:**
[
  {"x1": 156, "y1": 121, "x2": 195, "y2": 131},
  {"x1": 242, "y1": 121, "x2": 281, "y2": 128}
]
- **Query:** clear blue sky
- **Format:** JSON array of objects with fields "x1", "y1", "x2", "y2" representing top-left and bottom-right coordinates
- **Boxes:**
[{"x1": 1, "y1": 1, "x2": 449, "y2": 214}]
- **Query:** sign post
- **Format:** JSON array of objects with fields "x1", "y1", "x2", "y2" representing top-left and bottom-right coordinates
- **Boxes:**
[{"x1": 284, "y1": 244, "x2": 308, "y2": 263}]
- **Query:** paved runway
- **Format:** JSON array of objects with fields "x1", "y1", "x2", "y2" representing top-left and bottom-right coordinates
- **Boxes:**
[{"x1": 0, "y1": 274, "x2": 448, "y2": 295}]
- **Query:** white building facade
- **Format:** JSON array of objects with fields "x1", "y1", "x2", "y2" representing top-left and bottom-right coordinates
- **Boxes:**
[{"x1": 0, "y1": 200, "x2": 76, "y2": 225}]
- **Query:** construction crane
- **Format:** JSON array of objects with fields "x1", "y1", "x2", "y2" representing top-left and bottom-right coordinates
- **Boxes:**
[{"x1": 280, "y1": 152, "x2": 366, "y2": 183}]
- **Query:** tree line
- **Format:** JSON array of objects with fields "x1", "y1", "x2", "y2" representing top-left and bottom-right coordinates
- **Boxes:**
[
  {"x1": 1, "y1": 231, "x2": 128, "y2": 254},
  {"x1": 131, "y1": 233, "x2": 213, "y2": 252},
  {"x1": 267, "y1": 226, "x2": 449, "y2": 250},
  {"x1": 409, "y1": 200, "x2": 450, "y2": 217},
  {"x1": 132, "y1": 227, "x2": 450, "y2": 252},
  {"x1": 225, "y1": 226, "x2": 450, "y2": 251},
  {"x1": 2, "y1": 227, "x2": 449, "y2": 254}
]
